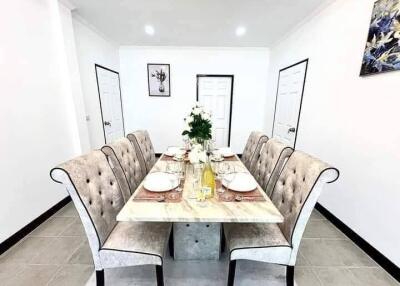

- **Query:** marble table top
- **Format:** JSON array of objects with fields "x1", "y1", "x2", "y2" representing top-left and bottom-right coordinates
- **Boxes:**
[{"x1": 117, "y1": 154, "x2": 284, "y2": 223}]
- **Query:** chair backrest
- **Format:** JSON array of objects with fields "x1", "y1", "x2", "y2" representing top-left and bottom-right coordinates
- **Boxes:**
[
  {"x1": 270, "y1": 150, "x2": 339, "y2": 264},
  {"x1": 250, "y1": 138, "x2": 293, "y2": 196},
  {"x1": 241, "y1": 131, "x2": 269, "y2": 170},
  {"x1": 127, "y1": 130, "x2": 156, "y2": 173},
  {"x1": 101, "y1": 138, "x2": 146, "y2": 201},
  {"x1": 50, "y1": 150, "x2": 126, "y2": 269}
]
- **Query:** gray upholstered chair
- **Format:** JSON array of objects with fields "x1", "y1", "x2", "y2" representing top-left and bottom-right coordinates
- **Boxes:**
[
  {"x1": 241, "y1": 131, "x2": 269, "y2": 170},
  {"x1": 224, "y1": 151, "x2": 339, "y2": 286},
  {"x1": 249, "y1": 138, "x2": 293, "y2": 197},
  {"x1": 101, "y1": 137, "x2": 146, "y2": 201},
  {"x1": 127, "y1": 130, "x2": 157, "y2": 173},
  {"x1": 50, "y1": 150, "x2": 171, "y2": 286}
]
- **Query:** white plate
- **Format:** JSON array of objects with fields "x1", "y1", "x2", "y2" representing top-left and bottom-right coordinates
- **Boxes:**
[
  {"x1": 164, "y1": 147, "x2": 182, "y2": 157},
  {"x1": 143, "y1": 172, "x2": 179, "y2": 192},
  {"x1": 218, "y1": 147, "x2": 235, "y2": 158},
  {"x1": 222, "y1": 173, "x2": 258, "y2": 192}
]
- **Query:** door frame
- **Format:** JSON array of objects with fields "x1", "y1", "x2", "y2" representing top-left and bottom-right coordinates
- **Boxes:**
[
  {"x1": 95, "y1": 64, "x2": 125, "y2": 144},
  {"x1": 271, "y1": 59, "x2": 309, "y2": 148},
  {"x1": 196, "y1": 74, "x2": 234, "y2": 147}
]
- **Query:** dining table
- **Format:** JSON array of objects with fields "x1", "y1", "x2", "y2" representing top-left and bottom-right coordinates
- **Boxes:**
[{"x1": 117, "y1": 151, "x2": 284, "y2": 260}]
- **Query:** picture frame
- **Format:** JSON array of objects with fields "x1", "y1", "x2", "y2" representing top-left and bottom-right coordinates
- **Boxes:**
[
  {"x1": 147, "y1": 63, "x2": 171, "y2": 97},
  {"x1": 360, "y1": 0, "x2": 400, "y2": 76}
]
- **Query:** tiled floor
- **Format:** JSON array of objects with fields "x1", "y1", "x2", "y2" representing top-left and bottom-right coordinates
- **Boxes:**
[{"x1": 0, "y1": 203, "x2": 398, "y2": 286}]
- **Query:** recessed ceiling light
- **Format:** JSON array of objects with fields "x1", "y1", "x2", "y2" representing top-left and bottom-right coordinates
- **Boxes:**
[
  {"x1": 235, "y1": 26, "x2": 246, "y2": 37},
  {"x1": 144, "y1": 25, "x2": 155, "y2": 36}
]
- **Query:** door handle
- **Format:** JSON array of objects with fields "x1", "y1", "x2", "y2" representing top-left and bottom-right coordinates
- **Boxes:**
[
  {"x1": 288, "y1": 127, "x2": 296, "y2": 133},
  {"x1": 104, "y1": 121, "x2": 111, "y2": 126}
]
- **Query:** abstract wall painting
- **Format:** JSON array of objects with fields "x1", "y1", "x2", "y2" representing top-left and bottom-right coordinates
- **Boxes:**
[{"x1": 360, "y1": 0, "x2": 400, "y2": 76}]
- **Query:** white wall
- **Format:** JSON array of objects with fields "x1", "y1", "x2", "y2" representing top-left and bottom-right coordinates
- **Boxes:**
[
  {"x1": 119, "y1": 47, "x2": 270, "y2": 153},
  {"x1": 267, "y1": 0, "x2": 400, "y2": 266},
  {"x1": 72, "y1": 16, "x2": 120, "y2": 149},
  {"x1": 0, "y1": 0, "x2": 83, "y2": 242}
]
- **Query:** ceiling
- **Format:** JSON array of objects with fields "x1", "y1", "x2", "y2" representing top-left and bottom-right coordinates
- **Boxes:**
[{"x1": 69, "y1": 0, "x2": 333, "y2": 47}]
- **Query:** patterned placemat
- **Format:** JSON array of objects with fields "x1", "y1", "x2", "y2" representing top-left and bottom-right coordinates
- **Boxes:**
[
  {"x1": 132, "y1": 180, "x2": 184, "y2": 203},
  {"x1": 215, "y1": 180, "x2": 266, "y2": 202},
  {"x1": 221, "y1": 156, "x2": 239, "y2": 162}
]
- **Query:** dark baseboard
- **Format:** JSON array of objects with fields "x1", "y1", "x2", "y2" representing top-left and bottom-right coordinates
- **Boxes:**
[
  {"x1": 315, "y1": 203, "x2": 400, "y2": 282},
  {"x1": 0, "y1": 196, "x2": 71, "y2": 256}
]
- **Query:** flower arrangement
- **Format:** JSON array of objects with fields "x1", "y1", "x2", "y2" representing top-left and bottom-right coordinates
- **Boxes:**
[
  {"x1": 188, "y1": 143, "x2": 207, "y2": 164},
  {"x1": 182, "y1": 103, "x2": 212, "y2": 145}
]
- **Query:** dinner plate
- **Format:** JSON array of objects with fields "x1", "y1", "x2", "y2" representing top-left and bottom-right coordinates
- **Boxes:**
[
  {"x1": 144, "y1": 172, "x2": 179, "y2": 192},
  {"x1": 222, "y1": 173, "x2": 258, "y2": 192},
  {"x1": 218, "y1": 147, "x2": 235, "y2": 158},
  {"x1": 164, "y1": 146, "x2": 183, "y2": 157}
]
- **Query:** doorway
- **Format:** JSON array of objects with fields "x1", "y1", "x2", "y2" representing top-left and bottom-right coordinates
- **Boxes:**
[
  {"x1": 196, "y1": 75, "x2": 234, "y2": 147},
  {"x1": 272, "y1": 59, "x2": 308, "y2": 148},
  {"x1": 95, "y1": 64, "x2": 125, "y2": 144}
]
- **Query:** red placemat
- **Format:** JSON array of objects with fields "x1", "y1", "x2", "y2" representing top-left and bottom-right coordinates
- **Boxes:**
[
  {"x1": 132, "y1": 180, "x2": 184, "y2": 203},
  {"x1": 215, "y1": 180, "x2": 266, "y2": 202}
]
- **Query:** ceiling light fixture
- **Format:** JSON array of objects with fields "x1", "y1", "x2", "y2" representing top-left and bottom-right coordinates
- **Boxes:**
[
  {"x1": 235, "y1": 26, "x2": 246, "y2": 37},
  {"x1": 144, "y1": 25, "x2": 155, "y2": 36}
]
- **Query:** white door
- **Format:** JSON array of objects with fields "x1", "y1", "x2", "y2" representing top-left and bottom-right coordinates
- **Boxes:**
[
  {"x1": 197, "y1": 75, "x2": 233, "y2": 148},
  {"x1": 95, "y1": 65, "x2": 125, "y2": 144},
  {"x1": 272, "y1": 60, "x2": 308, "y2": 147}
]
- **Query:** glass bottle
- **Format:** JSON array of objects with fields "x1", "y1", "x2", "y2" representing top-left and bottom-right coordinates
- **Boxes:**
[{"x1": 201, "y1": 154, "x2": 216, "y2": 199}]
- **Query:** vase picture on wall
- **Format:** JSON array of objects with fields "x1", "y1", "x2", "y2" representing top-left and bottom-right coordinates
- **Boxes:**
[
  {"x1": 147, "y1": 63, "x2": 170, "y2": 96},
  {"x1": 360, "y1": 0, "x2": 400, "y2": 76}
]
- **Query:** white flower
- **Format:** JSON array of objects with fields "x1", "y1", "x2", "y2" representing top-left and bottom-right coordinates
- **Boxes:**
[
  {"x1": 202, "y1": 112, "x2": 211, "y2": 121},
  {"x1": 188, "y1": 144, "x2": 207, "y2": 164},
  {"x1": 186, "y1": 115, "x2": 194, "y2": 124},
  {"x1": 184, "y1": 121, "x2": 191, "y2": 131},
  {"x1": 192, "y1": 107, "x2": 201, "y2": 115}
]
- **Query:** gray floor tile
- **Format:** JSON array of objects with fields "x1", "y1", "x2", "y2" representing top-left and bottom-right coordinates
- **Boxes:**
[
  {"x1": 30, "y1": 236, "x2": 84, "y2": 265},
  {"x1": 296, "y1": 251, "x2": 310, "y2": 266},
  {"x1": 54, "y1": 203, "x2": 79, "y2": 217},
  {"x1": 3, "y1": 264, "x2": 59, "y2": 286},
  {"x1": 0, "y1": 237, "x2": 55, "y2": 264},
  {"x1": 300, "y1": 239, "x2": 376, "y2": 267},
  {"x1": 310, "y1": 210, "x2": 326, "y2": 221},
  {"x1": 295, "y1": 267, "x2": 322, "y2": 286},
  {"x1": 0, "y1": 263, "x2": 26, "y2": 284},
  {"x1": 349, "y1": 268, "x2": 399, "y2": 286},
  {"x1": 68, "y1": 240, "x2": 94, "y2": 265},
  {"x1": 303, "y1": 220, "x2": 346, "y2": 239},
  {"x1": 29, "y1": 217, "x2": 75, "y2": 237},
  {"x1": 60, "y1": 218, "x2": 85, "y2": 236},
  {"x1": 315, "y1": 268, "x2": 359, "y2": 286},
  {"x1": 48, "y1": 265, "x2": 94, "y2": 286}
]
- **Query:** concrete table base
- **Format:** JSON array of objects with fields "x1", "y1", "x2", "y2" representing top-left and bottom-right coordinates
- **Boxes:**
[{"x1": 173, "y1": 222, "x2": 221, "y2": 260}]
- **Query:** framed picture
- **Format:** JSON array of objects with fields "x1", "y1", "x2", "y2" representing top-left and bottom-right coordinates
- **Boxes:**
[
  {"x1": 360, "y1": 0, "x2": 400, "y2": 76},
  {"x1": 147, "y1": 63, "x2": 171, "y2": 96}
]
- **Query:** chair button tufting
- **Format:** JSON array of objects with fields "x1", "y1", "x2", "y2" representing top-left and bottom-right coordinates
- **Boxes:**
[
  {"x1": 110, "y1": 181, "x2": 113, "y2": 186},
  {"x1": 98, "y1": 171, "x2": 102, "y2": 176},
  {"x1": 86, "y1": 179, "x2": 90, "y2": 183}
]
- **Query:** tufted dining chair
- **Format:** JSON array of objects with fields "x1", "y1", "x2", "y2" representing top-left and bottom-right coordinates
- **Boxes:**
[
  {"x1": 249, "y1": 138, "x2": 293, "y2": 197},
  {"x1": 224, "y1": 151, "x2": 339, "y2": 286},
  {"x1": 101, "y1": 137, "x2": 146, "y2": 201},
  {"x1": 241, "y1": 131, "x2": 269, "y2": 171},
  {"x1": 50, "y1": 150, "x2": 171, "y2": 286},
  {"x1": 127, "y1": 130, "x2": 157, "y2": 173}
]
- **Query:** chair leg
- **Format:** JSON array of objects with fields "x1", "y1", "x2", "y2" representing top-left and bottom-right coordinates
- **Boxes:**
[
  {"x1": 96, "y1": 270, "x2": 104, "y2": 286},
  {"x1": 169, "y1": 226, "x2": 174, "y2": 258},
  {"x1": 286, "y1": 265, "x2": 294, "y2": 286},
  {"x1": 156, "y1": 265, "x2": 164, "y2": 286},
  {"x1": 227, "y1": 260, "x2": 236, "y2": 286}
]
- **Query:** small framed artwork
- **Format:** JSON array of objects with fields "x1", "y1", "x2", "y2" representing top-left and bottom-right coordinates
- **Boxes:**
[
  {"x1": 360, "y1": 0, "x2": 400, "y2": 76},
  {"x1": 147, "y1": 63, "x2": 171, "y2": 97}
]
